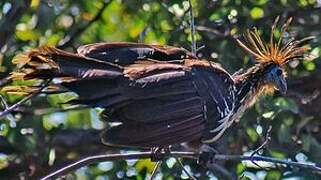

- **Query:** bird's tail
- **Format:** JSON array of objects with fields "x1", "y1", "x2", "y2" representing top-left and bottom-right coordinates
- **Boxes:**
[{"x1": 2, "y1": 46, "x2": 123, "y2": 95}]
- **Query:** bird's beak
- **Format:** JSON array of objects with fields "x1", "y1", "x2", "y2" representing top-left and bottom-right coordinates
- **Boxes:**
[{"x1": 274, "y1": 76, "x2": 287, "y2": 94}]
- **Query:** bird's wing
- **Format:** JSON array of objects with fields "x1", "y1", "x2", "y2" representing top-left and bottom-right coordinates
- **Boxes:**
[
  {"x1": 190, "y1": 62, "x2": 236, "y2": 143},
  {"x1": 51, "y1": 59, "x2": 205, "y2": 148},
  {"x1": 77, "y1": 42, "x2": 196, "y2": 65},
  {"x1": 100, "y1": 60, "x2": 235, "y2": 148}
]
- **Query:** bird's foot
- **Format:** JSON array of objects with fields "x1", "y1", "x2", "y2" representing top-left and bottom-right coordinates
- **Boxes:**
[
  {"x1": 197, "y1": 144, "x2": 218, "y2": 166},
  {"x1": 150, "y1": 147, "x2": 170, "y2": 162}
]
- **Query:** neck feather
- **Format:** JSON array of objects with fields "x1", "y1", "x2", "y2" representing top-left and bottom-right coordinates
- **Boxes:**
[{"x1": 233, "y1": 64, "x2": 274, "y2": 110}]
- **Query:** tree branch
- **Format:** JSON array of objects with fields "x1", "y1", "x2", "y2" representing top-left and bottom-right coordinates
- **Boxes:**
[
  {"x1": 41, "y1": 151, "x2": 321, "y2": 180},
  {"x1": 41, "y1": 151, "x2": 194, "y2": 180}
]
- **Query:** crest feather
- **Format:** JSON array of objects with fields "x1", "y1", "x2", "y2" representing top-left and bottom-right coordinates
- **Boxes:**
[{"x1": 236, "y1": 17, "x2": 313, "y2": 65}]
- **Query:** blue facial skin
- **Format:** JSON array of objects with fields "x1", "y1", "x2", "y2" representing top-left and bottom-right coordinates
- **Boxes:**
[{"x1": 266, "y1": 65, "x2": 287, "y2": 94}]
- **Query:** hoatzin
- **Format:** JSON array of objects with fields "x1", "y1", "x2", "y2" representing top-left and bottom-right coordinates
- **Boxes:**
[{"x1": 4, "y1": 18, "x2": 311, "y2": 150}]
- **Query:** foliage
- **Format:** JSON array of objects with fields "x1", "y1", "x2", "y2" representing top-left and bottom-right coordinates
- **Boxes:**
[{"x1": 0, "y1": 0, "x2": 320, "y2": 179}]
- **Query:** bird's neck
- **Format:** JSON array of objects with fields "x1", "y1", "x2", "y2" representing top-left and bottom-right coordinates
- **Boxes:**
[{"x1": 233, "y1": 65, "x2": 274, "y2": 111}]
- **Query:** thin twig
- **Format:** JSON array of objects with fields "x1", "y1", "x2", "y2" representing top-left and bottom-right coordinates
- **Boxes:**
[
  {"x1": 252, "y1": 125, "x2": 272, "y2": 156},
  {"x1": 188, "y1": 0, "x2": 197, "y2": 55},
  {"x1": 0, "y1": 76, "x2": 12, "y2": 88},
  {"x1": 250, "y1": 125, "x2": 273, "y2": 168},
  {"x1": 149, "y1": 161, "x2": 162, "y2": 180},
  {"x1": 196, "y1": 45, "x2": 205, "y2": 53},
  {"x1": 0, "y1": 80, "x2": 51, "y2": 119},
  {"x1": 0, "y1": 95, "x2": 10, "y2": 109},
  {"x1": 0, "y1": 95, "x2": 17, "y2": 125},
  {"x1": 175, "y1": 157, "x2": 197, "y2": 180},
  {"x1": 41, "y1": 151, "x2": 321, "y2": 180},
  {"x1": 194, "y1": 25, "x2": 229, "y2": 38}
]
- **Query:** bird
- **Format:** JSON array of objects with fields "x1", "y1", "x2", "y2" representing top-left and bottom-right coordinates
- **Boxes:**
[{"x1": 3, "y1": 17, "x2": 312, "y2": 150}]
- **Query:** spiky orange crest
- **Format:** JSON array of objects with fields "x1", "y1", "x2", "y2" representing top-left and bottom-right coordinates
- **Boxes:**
[{"x1": 236, "y1": 17, "x2": 313, "y2": 65}]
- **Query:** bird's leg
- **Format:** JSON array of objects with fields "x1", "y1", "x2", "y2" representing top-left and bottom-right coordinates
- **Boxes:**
[
  {"x1": 150, "y1": 146, "x2": 171, "y2": 162},
  {"x1": 197, "y1": 144, "x2": 219, "y2": 166}
]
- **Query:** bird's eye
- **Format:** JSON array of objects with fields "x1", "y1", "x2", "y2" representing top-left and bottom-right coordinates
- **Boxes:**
[{"x1": 276, "y1": 69, "x2": 283, "y2": 76}]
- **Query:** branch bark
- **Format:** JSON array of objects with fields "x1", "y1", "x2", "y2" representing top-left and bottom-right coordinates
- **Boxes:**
[{"x1": 41, "y1": 151, "x2": 321, "y2": 180}]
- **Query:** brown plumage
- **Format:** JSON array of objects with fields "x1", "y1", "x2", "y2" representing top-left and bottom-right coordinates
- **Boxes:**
[{"x1": 3, "y1": 18, "x2": 312, "y2": 149}]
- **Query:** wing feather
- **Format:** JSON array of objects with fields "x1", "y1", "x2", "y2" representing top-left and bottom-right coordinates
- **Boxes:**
[
  {"x1": 101, "y1": 113, "x2": 204, "y2": 147},
  {"x1": 77, "y1": 42, "x2": 195, "y2": 65}
]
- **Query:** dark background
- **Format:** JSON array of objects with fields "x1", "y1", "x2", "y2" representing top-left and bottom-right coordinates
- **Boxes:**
[{"x1": 0, "y1": 0, "x2": 320, "y2": 179}]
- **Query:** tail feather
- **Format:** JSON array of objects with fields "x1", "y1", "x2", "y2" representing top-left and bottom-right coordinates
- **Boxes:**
[
  {"x1": 4, "y1": 46, "x2": 124, "y2": 96},
  {"x1": 11, "y1": 46, "x2": 123, "y2": 80}
]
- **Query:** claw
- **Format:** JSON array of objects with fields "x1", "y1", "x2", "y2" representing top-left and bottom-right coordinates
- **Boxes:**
[
  {"x1": 197, "y1": 144, "x2": 218, "y2": 166},
  {"x1": 150, "y1": 147, "x2": 170, "y2": 162}
]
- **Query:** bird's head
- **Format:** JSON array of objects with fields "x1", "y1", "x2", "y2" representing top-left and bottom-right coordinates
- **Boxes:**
[
  {"x1": 262, "y1": 63, "x2": 287, "y2": 94},
  {"x1": 236, "y1": 17, "x2": 314, "y2": 94}
]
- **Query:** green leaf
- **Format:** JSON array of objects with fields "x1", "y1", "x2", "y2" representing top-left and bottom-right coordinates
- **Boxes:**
[
  {"x1": 252, "y1": 0, "x2": 269, "y2": 5},
  {"x1": 303, "y1": 61, "x2": 316, "y2": 71},
  {"x1": 246, "y1": 127, "x2": 258, "y2": 142},
  {"x1": 135, "y1": 159, "x2": 155, "y2": 173},
  {"x1": 236, "y1": 163, "x2": 246, "y2": 174},
  {"x1": 46, "y1": 34, "x2": 62, "y2": 46},
  {"x1": 15, "y1": 30, "x2": 40, "y2": 41},
  {"x1": 265, "y1": 170, "x2": 281, "y2": 180},
  {"x1": 262, "y1": 111, "x2": 274, "y2": 118},
  {"x1": 270, "y1": 150, "x2": 286, "y2": 158},
  {"x1": 250, "y1": 7, "x2": 264, "y2": 19},
  {"x1": 274, "y1": 97, "x2": 299, "y2": 114}
]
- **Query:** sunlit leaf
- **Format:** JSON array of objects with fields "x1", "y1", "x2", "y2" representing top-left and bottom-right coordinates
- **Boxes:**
[
  {"x1": 15, "y1": 30, "x2": 40, "y2": 41},
  {"x1": 250, "y1": 7, "x2": 264, "y2": 19},
  {"x1": 135, "y1": 159, "x2": 156, "y2": 173}
]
